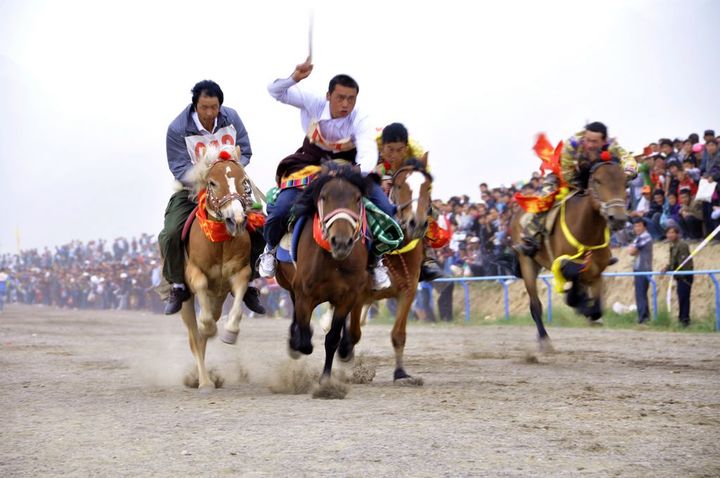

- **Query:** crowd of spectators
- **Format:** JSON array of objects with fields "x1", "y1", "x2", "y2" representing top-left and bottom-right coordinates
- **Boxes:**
[
  {"x1": 0, "y1": 235, "x2": 165, "y2": 313},
  {"x1": 1, "y1": 128, "x2": 717, "y2": 320}
]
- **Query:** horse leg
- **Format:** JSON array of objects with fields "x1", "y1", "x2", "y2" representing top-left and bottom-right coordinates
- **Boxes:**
[
  {"x1": 338, "y1": 304, "x2": 362, "y2": 362},
  {"x1": 519, "y1": 257, "x2": 553, "y2": 353},
  {"x1": 359, "y1": 303, "x2": 370, "y2": 326},
  {"x1": 391, "y1": 291, "x2": 422, "y2": 384},
  {"x1": 585, "y1": 279, "x2": 604, "y2": 322},
  {"x1": 321, "y1": 308, "x2": 348, "y2": 381},
  {"x1": 220, "y1": 266, "x2": 251, "y2": 345},
  {"x1": 319, "y1": 303, "x2": 334, "y2": 334},
  {"x1": 288, "y1": 295, "x2": 314, "y2": 358},
  {"x1": 186, "y1": 265, "x2": 216, "y2": 338},
  {"x1": 180, "y1": 298, "x2": 213, "y2": 390}
]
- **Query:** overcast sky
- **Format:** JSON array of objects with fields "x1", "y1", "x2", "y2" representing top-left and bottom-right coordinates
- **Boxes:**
[{"x1": 1, "y1": 0, "x2": 718, "y2": 253}]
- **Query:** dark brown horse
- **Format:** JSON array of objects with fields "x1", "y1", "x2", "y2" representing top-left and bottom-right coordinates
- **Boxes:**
[
  {"x1": 276, "y1": 163, "x2": 371, "y2": 381},
  {"x1": 362, "y1": 154, "x2": 431, "y2": 384},
  {"x1": 181, "y1": 146, "x2": 253, "y2": 389},
  {"x1": 511, "y1": 161, "x2": 628, "y2": 351}
]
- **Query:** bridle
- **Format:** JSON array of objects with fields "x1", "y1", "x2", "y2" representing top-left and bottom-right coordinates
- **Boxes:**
[
  {"x1": 391, "y1": 165, "x2": 432, "y2": 213},
  {"x1": 205, "y1": 161, "x2": 252, "y2": 218},
  {"x1": 588, "y1": 160, "x2": 626, "y2": 219},
  {"x1": 317, "y1": 197, "x2": 364, "y2": 244}
]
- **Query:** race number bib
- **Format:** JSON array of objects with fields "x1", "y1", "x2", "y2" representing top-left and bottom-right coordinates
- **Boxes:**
[{"x1": 184, "y1": 125, "x2": 237, "y2": 164}]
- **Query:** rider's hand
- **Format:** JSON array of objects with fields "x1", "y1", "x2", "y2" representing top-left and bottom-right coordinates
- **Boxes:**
[{"x1": 292, "y1": 57, "x2": 313, "y2": 82}]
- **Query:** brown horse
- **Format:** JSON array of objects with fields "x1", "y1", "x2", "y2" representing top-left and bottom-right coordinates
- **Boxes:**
[
  {"x1": 277, "y1": 163, "x2": 371, "y2": 381},
  {"x1": 511, "y1": 160, "x2": 628, "y2": 351},
  {"x1": 363, "y1": 154, "x2": 431, "y2": 384},
  {"x1": 181, "y1": 145, "x2": 253, "y2": 390}
]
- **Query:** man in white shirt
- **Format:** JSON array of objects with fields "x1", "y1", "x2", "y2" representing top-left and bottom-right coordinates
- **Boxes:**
[{"x1": 259, "y1": 58, "x2": 395, "y2": 289}]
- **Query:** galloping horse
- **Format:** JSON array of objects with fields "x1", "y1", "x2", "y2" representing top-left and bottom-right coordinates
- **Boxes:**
[
  {"x1": 511, "y1": 160, "x2": 628, "y2": 351},
  {"x1": 181, "y1": 145, "x2": 253, "y2": 389},
  {"x1": 277, "y1": 163, "x2": 371, "y2": 381},
  {"x1": 363, "y1": 154, "x2": 431, "y2": 384}
]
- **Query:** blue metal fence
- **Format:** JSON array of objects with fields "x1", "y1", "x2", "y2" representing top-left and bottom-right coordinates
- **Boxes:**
[{"x1": 430, "y1": 270, "x2": 720, "y2": 331}]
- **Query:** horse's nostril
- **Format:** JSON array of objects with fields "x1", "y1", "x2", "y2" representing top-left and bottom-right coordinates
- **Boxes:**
[
  {"x1": 409, "y1": 219, "x2": 417, "y2": 229},
  {"x1": 330, "y1": 237, "x2": 338, "y2": 247},
  {"x1": 345, "y1": 237, "x2": 353, "y2": 248}
]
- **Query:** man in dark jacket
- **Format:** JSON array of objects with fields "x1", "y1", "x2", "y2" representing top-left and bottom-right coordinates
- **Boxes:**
[
  {"x1": 661, "y1": 225, "x2": 693, "y2": 327},
  {"x1": 159, "y1": 80, "x2": 265, "y2": 315}
]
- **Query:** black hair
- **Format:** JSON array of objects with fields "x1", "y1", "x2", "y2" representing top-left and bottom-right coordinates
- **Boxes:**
[
  {"x1": 667, "y1": 224, "x2": 681, "y2": 233},
  {"x1": 328, "y1": 74, "x2": 359, "y2": 94},
  {"x1": 293, "y1": 162, "x2": 366, "y2": 219},
  {"x1": 659, "y1": 139, "x2": 673, "y2": 148},
  {"x1": 191, "y1": 80, "x2": 224, "y2": 108},
  {"x1": 707, "y1": 138, "x2": 718, "y2": 146},
  {"x1": 688, "y1": 133, "x2": 700, "y2": 144},
  {"x1": 381, "y1": 123, "x2": 409, "y2": 144},
  {"x1": 585, "y1": 121, "x2": 608, "y2": 139}
]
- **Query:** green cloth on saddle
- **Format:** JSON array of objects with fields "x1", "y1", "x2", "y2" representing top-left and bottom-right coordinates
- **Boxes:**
[
  {"x1": 363, "y1": 198, "x2": 404, "y2": 256},
  {"x1": 266, "y1": 186, "x2": 280, "y2": 206}
]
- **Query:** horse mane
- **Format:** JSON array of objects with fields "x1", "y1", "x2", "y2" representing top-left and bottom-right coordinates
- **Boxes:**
[
  {"x1": 184, "y1": 144, "x2": 241, "y2": 199},
  {"x1": 293, "y1": 162, "x2": 367, "y2": 218}
]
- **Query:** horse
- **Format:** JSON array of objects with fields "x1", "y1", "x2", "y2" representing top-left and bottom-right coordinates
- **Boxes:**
[
  {"x1": 276, "y1": 162, "x2": 371, "y2": 382},
  {"x1": 361, "y1": 153, "x2": 432, "y2": 384},
  {"x1": 511, "y1": 160, "x2": 628, "y2": 351},
  {"x1": 180, "y1": 145, "x2": 254, "y2": 390}
]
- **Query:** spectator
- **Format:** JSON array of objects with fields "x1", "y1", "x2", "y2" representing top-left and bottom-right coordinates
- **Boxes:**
[
  {"x1": 661, "y1": 225, "x2": 693, "y2": 327},
  {"x1": 678, "y1": 189, "x2": 704, "y2": 239},
  {"x1": 628, "y1": 217, "x2": 653, "y2": 324}
]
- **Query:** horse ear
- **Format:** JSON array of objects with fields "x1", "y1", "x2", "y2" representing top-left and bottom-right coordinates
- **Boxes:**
[{"x1": 419, "y1": 152, "x2": 429, "y2": 168}]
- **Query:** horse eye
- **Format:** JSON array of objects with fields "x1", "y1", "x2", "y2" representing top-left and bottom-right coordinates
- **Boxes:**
[{"x1": 208, "y1": 180, "x2": 218, "y2": 188}]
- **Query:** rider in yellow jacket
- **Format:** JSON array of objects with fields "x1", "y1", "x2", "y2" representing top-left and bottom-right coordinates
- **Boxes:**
[{"x1": 374, "y1": 123, "x2": 445, "y2": 281}]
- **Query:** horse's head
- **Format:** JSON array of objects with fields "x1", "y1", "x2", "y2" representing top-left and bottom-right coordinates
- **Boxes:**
[
  {"x1": 588, "y1": 160, "x2": 628, "y2": 231},
  {"x1": 315, "y1": 163, "x2": 365, "y2": 260},
  {"x1": 190, "y1": 145, "x2": 251, "y2": 237},
  {"x1": 391, "y1": 153, "x2": 432, "y2": 240}
]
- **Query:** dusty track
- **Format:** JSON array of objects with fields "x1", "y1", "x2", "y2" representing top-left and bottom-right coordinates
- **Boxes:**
[{"x1": 1, "y1": 305, "x2": 719, "y2": 477}]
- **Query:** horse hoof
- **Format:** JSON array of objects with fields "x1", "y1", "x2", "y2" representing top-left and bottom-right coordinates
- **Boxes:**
[
  {"x1": 538, "y1": 338, "x2": 556, "y2": 354},
  {"x1": 198, "y1": 383, "x2": 215, "y2": 393},
  {"x1": 287, "y1": 347, "x2": 302, "y2": 360},
  {"x1": 338, "y1": 343, "x2": 354, "y2": 363},
  {"x1": 219, "y1": 328, "x2": 239, "y2": 345},
  {"x1": 394, "y1": 376, "x2": 424, "y2": 387}
]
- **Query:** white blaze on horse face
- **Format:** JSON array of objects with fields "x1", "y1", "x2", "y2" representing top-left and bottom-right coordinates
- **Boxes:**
[
  {"x1": 224, "y1": 166, "x2": 245, "y2": 223},
  {"x1": 406, "y1": 171, "x2": 426, "y2": 215}
]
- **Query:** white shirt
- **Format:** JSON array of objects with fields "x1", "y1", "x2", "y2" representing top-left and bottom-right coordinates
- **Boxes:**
[
  {"x1": 268, "y1": 76, "x2": 378, "y2": 172},
  {"x1": 191, "y1": 111, "x2": 217, "y2": 135}
]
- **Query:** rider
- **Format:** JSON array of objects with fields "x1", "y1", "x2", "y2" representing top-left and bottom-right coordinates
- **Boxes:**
[
  {"x1": 259, "y1": 57, "x2": 396, "y2": 290},
  {"x1": 159, "y1": 80, "x2": 266, "y2": 315},
  {"x1": 516, "y1": 121, "x2": 638, "y2": 257},
  {"x1": 374, "y1": 122, "x2": 445, "y2": 282}
]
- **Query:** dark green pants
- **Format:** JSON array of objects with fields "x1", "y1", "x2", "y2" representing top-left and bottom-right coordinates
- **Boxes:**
[
  {"x1": 158, "y1": 190, "x2": 197, "y2": 285},
  {"x1": 158, "y1": 190, "x2": 266, "y2": 285}
]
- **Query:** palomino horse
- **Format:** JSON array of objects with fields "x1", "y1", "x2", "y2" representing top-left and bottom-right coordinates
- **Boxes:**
[
  {"x1": 511, "y1": 160, "x2": 628, "y2": 351},
  {"x1": 276, "y1": 163, "x2": 370, "y2": 381},
  {"x1": 181, "y1": 145, "x2": 253, "y2": 390},
  {"x1": 363, "y1": 154, "x2": 431, "y2": 384}
]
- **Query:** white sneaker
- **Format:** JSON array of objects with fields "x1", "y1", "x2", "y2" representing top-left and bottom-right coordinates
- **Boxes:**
[
  {"x1": 372, "y1": 263, "x2": 392, "y2": 290},
  {"x1": 258, "y1": 252, "x2": 277, "y2": 278}
]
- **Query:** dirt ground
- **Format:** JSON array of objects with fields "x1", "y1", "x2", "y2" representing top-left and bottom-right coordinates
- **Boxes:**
[{"x1": 1, "y1": 305, "x2": 719, "y2": 477}]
